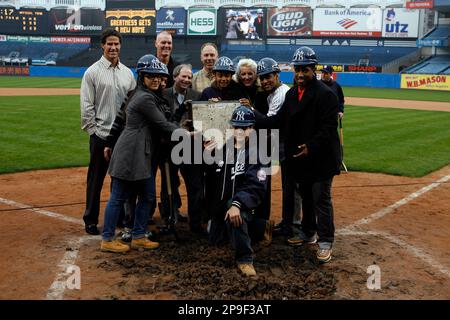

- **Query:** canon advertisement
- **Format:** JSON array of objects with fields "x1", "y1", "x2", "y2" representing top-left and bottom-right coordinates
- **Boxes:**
[
  {"x1": 50, "y1": 8, "x2": 105, "y2": 35},
  {"x1": 382, "y1": 8, "x2": 419, "y2": 38},
  {"x1": 267, "y1": 7, "x2": 312, "y2": 37},
  {"x1": 313, "y1": 8, "x2": 382, "y2": 38}
]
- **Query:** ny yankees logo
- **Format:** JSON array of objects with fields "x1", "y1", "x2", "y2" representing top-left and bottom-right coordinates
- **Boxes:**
[
  {"x1": 293, "y1": 50, "x2": 305, "y2": 61},
  {"x1": 150, "y1": 59, "x2": 163, "y2": 70},
  {"x1": 257, "y1": 61, "x2": 265, "y2": 73},
  {"x1": 236, "y1": 111, "x2": 245, "y2": 121},
  {"x1": 220, "y1": 58, "x2": 232, "y2": 66}
]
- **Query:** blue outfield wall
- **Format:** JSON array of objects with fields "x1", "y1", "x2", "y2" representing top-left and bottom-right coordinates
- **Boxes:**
[
  {"x1": 30, "y1": 66, "x2": 401, "y2": 89},
  {"x1": 278, "y1": 71, "x2": 401, "y2": 89},
  {"x1": 335, "y1": 73, "x2": 401, "y2": 89},
  {"x1": 30, "y1": 66, "x2": 88, "y2": 78}
]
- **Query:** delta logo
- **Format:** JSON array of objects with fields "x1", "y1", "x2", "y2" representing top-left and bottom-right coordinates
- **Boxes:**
[{"x1": 337, "y1": 18, "x2": 358, "y2": 29}]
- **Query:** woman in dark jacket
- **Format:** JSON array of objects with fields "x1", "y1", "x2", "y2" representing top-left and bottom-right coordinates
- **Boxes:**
[
  {"x1": 100, "y1": 54, "x2": 188, "y2": 253},
  {"x1": 233, "y1": 58, "x2": 261, "y2": 107}
]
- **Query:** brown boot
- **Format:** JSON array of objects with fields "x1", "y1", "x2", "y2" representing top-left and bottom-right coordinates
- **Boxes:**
[
  {"x1": 237, "y1": 263, "x2": 257, "y2": 277},
  {"x1": 100, "y1": 240, "x2": 130, "y2": 253},
  {"x1": 131, "y1": 238, "x2": 159, "y2": 250}
]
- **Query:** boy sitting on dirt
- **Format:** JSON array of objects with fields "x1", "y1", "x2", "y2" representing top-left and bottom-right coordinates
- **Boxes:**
[{"x1": 204, "y1": 105, "x2": 269, "y2": 277}]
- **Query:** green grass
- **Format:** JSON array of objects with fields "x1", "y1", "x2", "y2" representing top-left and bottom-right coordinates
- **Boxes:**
[
  {"x1": 0, "y1": 95, "x2": 88, "y2": 173},
  {"x1": 0, "y1": 76, "x2": 81, "y2": 88},
  {"x1": 344, "y1": 106, "x2": 450, "y2": 177},
  {"x1": 344, "y1": 86, "x2": 450, "y2": 103},
  {"x1": 1, "y1": 92, "x2": 449, "y2": 176}
]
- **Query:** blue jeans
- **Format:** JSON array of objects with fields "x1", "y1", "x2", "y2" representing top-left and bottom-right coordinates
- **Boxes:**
[
  {"x1": 102, "y1": 177, "x2": 155, "y2": 241},
  {"x1": 209, "y1": 213, "x2": 254, "y2": 264}
]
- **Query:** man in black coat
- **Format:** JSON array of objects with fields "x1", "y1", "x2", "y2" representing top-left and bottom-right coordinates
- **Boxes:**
[
  {"x1": 254, "y1": 47, "x2": 341, "y2": 263},
  {"x1": 155, "y1": 31, "x2": 179, "y2": 88},
  {"x1": 162, "y1": 64, "x2": 204, "y2": 234},
  {"x1": 321, "y1": 65, "x2": 345, "y2": 119}
]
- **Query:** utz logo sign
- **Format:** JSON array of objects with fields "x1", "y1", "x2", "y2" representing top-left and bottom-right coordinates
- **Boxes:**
[
  {"x1": 188, "y1": 8, "x2": 216, "y2": 35},
  {"x1": 382, "y1": 8, "x2": 418, "y2": 38},
  {"x1": 268, "y1": 8, "x2": 312, "y2": 36}
]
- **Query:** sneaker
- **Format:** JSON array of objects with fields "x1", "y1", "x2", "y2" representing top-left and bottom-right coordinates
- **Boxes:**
[
  {"x1": 316, "y1": 242, "x2": 332, "y2": 263},
  {"x1": 131, "y1": 238, "x2": 159, "y2": 250},
  {"x1": 100, "y1": 240, "x2": 130, "y2": 253},
  {"x1": 120, "y1": 228, "x2": 132, "y2": 243},
  {"x1": 287, "y1": 229, "x2": 317, "y2": 246},
  {"x1": 237, "y1": 263, "x2": 257, "y2": 277}
]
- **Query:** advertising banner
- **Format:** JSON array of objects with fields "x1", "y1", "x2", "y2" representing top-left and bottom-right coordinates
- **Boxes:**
[
  {"x1": 49, "y1": 8, "x2": 105, "y2": 35},
  {"x1": 0, "y1": 66, "x2": 29, "y2": 76},
  {"x1": 313, "y1": 8, "x2": 382, "y2": 37},
  {"x1": 401, "y1": 74, "x2": 449, "y2": 91},
  {"x1": 406, "y1": 0, "x2": 434, "y2": 9},
  {"x1": 188, "y1": 8, "x2": 216, "y2": 36},
  {"x1": 50, "y1": 36, "x2": 91, "y2": 44},
  {"x1": 106, "y1": 9, "x2": 156, "y2": 35},
  {"x1": 0, "y1": 7, "x2": 49, "y2": 35},
  {"x1": 156, "y1": 8, "x2": 186, "y2": 35},
  {"x1": 344, "y1": 65, "x2": 382, "y2": 73},
  {"x1": 382, "y1": 8, "x2": 419, "y2": 38},
  {"x1": 417, "y1": 39, "x2": 447, "y2": 47},
  {"x1": 224, "y1": 8, "x2": 264, "y2": 40},
  {"x1": 316, "y1": 64, "x2": 344, "y2": 73},
  {"x1": 267, "y1": 7, "x2": 312, "y2": 37}
]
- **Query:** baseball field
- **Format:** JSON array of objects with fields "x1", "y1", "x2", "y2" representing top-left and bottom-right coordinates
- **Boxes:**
[{"x1": 0, "y1": 76, "x2": 449, "y2": 300}]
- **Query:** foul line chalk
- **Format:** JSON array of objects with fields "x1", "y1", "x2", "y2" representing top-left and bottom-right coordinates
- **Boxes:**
[
  {"x1": 344, "y1": 174, "x2": 450, "y2": 230},
  {"x1": 0, "y1": 197, "x2": 82, "y2": 225},
  {"x1": 46, "y1": 235, "x2": 98, "y2": 300},
  {"x1": 337, "y1": 229, "x2": 450, "y2": 279}
]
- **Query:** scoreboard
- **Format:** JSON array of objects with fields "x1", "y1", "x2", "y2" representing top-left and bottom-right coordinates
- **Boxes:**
[{"x1": 0, "y1": 7, "x2": 49, "y2": 34}]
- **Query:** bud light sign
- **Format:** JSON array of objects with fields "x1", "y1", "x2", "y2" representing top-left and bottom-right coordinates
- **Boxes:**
[
  {"x1": 267, "y1": 7, "x2": 312, "y2": 37},
  {"x1": 188, "y1": 8, "x2": 216, "y2": 35}
]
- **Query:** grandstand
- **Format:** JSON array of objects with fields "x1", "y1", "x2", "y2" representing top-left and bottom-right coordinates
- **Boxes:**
[{"x1": 0, "y1": 0, "x2": 448, "y2": 80}]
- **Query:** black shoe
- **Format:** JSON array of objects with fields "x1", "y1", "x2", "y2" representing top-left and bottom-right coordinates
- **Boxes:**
[
  {"x1": 176, "y1": 212, "x2": 188, "y2": 223},
  {"x1": 191, "y1": 226, "x2": 207, "y2": 237},
  {"x1": 85, "y1": 224, "x2": 100, "y2": 235}
]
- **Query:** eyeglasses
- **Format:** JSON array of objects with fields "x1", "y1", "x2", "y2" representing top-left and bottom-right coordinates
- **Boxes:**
[
  {"x1": 144, "y1": 74, "x2": 161, "y2": 79},
  {"x1": 294, "y1": 66, "x2": 313, "y2": 73}
]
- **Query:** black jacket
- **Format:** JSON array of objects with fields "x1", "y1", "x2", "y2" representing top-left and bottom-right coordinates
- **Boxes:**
[
  {"x1": 255, "y1": 77, "x2": 341, "y2": 182},
  {"x1": 205, "y1": 139, "x2": 268, "y2": 219},
  {"x1": 200, "y1": 80, "x2": 245, "y2": 101},
  {"x1": 322, "y1": 79, "x2": 345, "y2": 114}
]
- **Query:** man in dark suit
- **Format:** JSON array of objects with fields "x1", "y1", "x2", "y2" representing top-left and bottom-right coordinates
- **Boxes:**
[{"x1": 162, "y1": 64, "x2": 204, "y2": 234}]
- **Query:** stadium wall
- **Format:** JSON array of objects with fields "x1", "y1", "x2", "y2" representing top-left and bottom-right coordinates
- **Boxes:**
[{"x1": 4, "y1": 66, "x2": 444, "y2": 91}]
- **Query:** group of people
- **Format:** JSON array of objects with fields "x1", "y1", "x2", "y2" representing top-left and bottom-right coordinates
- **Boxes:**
[
  {"x1": 225, "y1": 9, "x2": 264, "y2": 40},
  {"x1": 80, "y1": 29, "x2": 345, "y2": 277}
]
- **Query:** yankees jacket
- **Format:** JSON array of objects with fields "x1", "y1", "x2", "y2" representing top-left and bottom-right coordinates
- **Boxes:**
[{"x1": 205, "y1": 139, "x2": 268, "y2": 219}]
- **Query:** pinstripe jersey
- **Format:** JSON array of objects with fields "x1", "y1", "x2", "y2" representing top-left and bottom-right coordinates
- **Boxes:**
[{"x1": 80, "y1": 55, "x2": 136, "y2": 139}]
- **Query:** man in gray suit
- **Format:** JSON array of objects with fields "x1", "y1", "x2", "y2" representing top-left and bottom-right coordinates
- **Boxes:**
[{"x1": 162, "y1": 64, "x2": 205, "y2": 235}]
